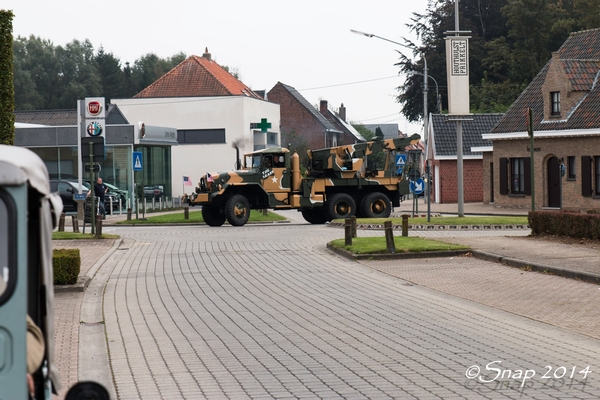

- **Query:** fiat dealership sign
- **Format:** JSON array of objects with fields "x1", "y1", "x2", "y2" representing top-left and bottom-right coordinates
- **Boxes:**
[{"x1": 85, "y1": 97, "x2": 106, "y2": 119}]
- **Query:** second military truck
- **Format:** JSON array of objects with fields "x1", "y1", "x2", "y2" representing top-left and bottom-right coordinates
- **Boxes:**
[{"x1": 186, "y1": 133, "x2": 421, "y2": 226}]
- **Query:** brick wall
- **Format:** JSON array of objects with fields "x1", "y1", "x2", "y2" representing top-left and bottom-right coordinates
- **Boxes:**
[
  {"x1": 491, "y1": 137, "x2": 600, "y2": 211},
  {"x1": 430, "y1": 159, "x2": 484, "y2": 203},
  {"x1": 267, "y1": 84, "x2": 326, "y2": 150}
]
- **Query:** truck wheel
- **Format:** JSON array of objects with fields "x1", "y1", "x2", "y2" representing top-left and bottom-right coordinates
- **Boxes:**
[
  {"x1": 225, "y1": 194, "x2": 250, "y2": 226},
  {"x1": 202, "y1": 204, "x2": 226, "y2": 226},
  {"x1": 325, "y1": 193, "x2": 356, "y2": 220},
  {"x1": 361, "y1": 192, "x2": 391, "y2": 218},
  {"x1": 301, "y1": 208, "x2": 328, "y2": 224}
]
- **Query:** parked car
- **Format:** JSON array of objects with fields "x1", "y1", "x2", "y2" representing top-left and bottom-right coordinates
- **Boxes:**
[
  {"x1": 49, "y1": 180, "x2": 88, "y2": 213},
  {"x1": 51, "y1": 180, "x2": 119, "y2": 215},
  {"x1": 103, "y1": 182, "x2": 128, "y2": 205},
  {"x1": 144, "y1": 185, "x2": 164, "y2": 200}
]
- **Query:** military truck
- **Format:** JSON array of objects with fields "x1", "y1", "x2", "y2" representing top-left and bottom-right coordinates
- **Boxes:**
[{"x1": 187, "y1": 133, "x2": 421, "y2": 226}]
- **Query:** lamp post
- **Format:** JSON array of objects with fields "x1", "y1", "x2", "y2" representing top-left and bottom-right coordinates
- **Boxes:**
[{"x1": 351, "y1": 29, "x2": 431, "y2": 221}]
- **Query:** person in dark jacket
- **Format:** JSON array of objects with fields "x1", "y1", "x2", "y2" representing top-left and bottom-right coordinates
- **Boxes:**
[{"x1": 93, "y1": 177, "x2": 108, "y2": 219}]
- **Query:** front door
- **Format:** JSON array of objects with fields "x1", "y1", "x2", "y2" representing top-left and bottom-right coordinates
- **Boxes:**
[{"x1": 547, "y1": 157, "x2": 561, "y2": 208}]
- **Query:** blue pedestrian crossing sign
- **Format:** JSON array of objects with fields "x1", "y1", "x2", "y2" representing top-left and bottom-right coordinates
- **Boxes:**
[
  {"x1": 133, "y1": 151, "x2": 143, "y2": 171},
  {"x1": 395, "y1": 154, "x2": 406, "y2": 175},
  {"x1": 410, "y1": 178, "x2": 425, "y2": 195}
]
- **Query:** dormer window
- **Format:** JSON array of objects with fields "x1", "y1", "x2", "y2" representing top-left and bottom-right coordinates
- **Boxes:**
[{"x1": 551, "y1": 91, "x2": 561, "y2": 115}]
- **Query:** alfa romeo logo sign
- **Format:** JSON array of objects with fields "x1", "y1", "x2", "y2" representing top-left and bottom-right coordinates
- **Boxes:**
[
  {"x1": 87, "y1": 121, "x2": 103, "y2": 136},
  {"x1": 87, "y1": 100, "x2": 102, "y2": 116}
]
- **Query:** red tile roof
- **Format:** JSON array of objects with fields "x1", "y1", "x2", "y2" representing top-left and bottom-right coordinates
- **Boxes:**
[{"x1": 134, "y1": 53, "x2": 263, "y2": 99}]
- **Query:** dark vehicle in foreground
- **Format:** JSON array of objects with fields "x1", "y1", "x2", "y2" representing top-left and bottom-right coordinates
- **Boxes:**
[{"x1": 0, "y1": 145, "x2": 110, "y2": 399}]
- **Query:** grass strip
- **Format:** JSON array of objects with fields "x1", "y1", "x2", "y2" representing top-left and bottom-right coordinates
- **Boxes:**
[
  {"x1": 116, "y1": 210, "x2": 286, "y2": 224},
  {"x1": 52, "y1": 232, "x2": 120, "y2": 240},
  {"x1": 337, "y1": 216, "x2": 528, "y2": 225},
  {"x1": 329, "y1": 236, "x2": 470, "y2": 255}
]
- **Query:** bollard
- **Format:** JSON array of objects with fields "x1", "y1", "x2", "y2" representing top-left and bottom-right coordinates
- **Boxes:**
[
  {"x1": 71, "y1": 215, "x2": 79, "y2": 233},
  {"x1": 127, "y1": 208, "x2": 132, "y2": 221},
  {"x1": 345, "y1": 218, "x2": 353, "y2": 246},
  {"x1": 58, "y1": 212, "x2": 65, "y2": 232},
  {"x1": 184, "y1": 205, "x2": 189, "y2": 220},
  {"x1": 95, "y1": 214, "x2": 103, "y2": 238},
  {"x1": 351, "y1": 216, "x2": 357, "y2": 238},
  {"x1": 384, "y1": 220, "x2": 396, "y2": 253},
  {"x1": 402, "y1": 214, "x2": 409, "y2": 237},
  {"x1": 263, "y1": 209, "x2": 268, "y2": 216}
]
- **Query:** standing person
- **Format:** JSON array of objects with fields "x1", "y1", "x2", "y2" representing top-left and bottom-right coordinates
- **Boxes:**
[{"x1": 94, "y1": 177, "x2": 108, "y2": 219}]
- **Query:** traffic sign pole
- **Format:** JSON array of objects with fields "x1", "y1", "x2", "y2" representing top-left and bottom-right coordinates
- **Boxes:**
[{"x1": 88, "y1": 142, "x2": 95, "y2": 235}]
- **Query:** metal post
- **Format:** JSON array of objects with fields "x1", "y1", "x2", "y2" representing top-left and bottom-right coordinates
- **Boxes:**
[
  {"x1": 528, "y1": 108, "x2": 535, "y2": 211},
  {"x1": 426, "y1": 161, "x2": 431, "y2": 222},
  {"x1": 457, "y1": 120, "x2": 464, "y2": 217},
  {"x1": 88, "y1": 142, "x2": 95, "y2": 234}
]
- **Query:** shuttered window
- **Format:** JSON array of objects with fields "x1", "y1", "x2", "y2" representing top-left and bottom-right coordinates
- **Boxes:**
[
  {"x1": 582, "y1": 156, "x2": 592, "y2": 197},
  {"x1": 499, "y1": 158, "x2": 508, "y2": 195}
]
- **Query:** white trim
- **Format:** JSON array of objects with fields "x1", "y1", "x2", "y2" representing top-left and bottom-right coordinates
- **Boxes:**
[
  {"x1": 483, "y1": 129, "x2": 600, "y2": 140},
  {"x1": 471, "y1": 146, "x2": 493, "y2": 152},
  {"x1": 435, "y1": 155, "x2": 482, "y2": 160}
]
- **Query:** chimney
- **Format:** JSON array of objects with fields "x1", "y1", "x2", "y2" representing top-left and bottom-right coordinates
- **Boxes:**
[
  {"x1": 339, "y1": 103, "x2": 346, "y2": 122},
  {"x1": 203, "y1": 47, "x2": 212, "y2": 61},
  {"x1": 320, "y1": 100, "x2": 328, "y2": 113}
]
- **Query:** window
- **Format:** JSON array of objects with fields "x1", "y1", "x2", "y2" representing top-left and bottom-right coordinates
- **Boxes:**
[
  {"x1": 511, "y1": 158, "x2": 525, "y2": 194},
  {"x1": 500, "y1": 157, "x2": 531, "y2": 196},
  {"x1": 595, "y1": 157, "x2": 600, "y2": 196},
  {"x1": 582, "y1": 156, "x2": 592, "y2": 197},
  {"x1": 567, "y1": 156, "x2": 576, "y2": 180},
  {"x1": 551, "y1": 92, "x2": 561, "y2": 115}
]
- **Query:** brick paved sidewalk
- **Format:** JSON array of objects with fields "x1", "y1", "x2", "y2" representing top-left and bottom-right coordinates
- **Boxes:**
[{"x1": 52, "y1": 239, "x2": 115, "y2": 399}]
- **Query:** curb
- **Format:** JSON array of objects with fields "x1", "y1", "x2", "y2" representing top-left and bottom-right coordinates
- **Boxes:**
[
  {"x1": 53, "y1": 238, "x2": 123, "y2": 293},
  {"x1": 326, "y1": 243, "x2": 471, "y2": 261},
  {"x1": 54, "y1": 276, "x2": 91, "y2": 293},
  {"x1": 471, "y1": 250, "x2": 600, "y2": 284},
  {"x1": 328, "y1": 222, "x2": 529, "y2": 231}
]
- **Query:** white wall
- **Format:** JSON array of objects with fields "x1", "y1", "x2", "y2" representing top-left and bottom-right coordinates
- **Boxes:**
[{"x1": 113, "y1": 96, "x2": 280, "y2": 197}]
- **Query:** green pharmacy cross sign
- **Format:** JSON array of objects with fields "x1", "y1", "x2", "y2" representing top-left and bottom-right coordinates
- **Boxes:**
[{"x1": 252, "y1": 118, "x2": 272, "y2": 133}]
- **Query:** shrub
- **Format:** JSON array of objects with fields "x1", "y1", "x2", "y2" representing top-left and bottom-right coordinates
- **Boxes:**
[
  {"x1": 529, "y1": 211, "x2": 600, "y2": 240},
  {"x1": 53, "y1": 248, "x2": 81, "y2": 285}
]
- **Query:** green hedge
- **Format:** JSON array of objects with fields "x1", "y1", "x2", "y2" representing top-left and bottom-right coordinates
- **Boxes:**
[
  {"x1": 53, "y1": 248, "x2": 81, "y2": 285},
  {"x1": 529, "y1": 211, "x2": 600, "y2": 240}
]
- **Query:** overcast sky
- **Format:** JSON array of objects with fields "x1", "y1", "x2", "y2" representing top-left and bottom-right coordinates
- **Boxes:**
[{"x1": 6, "y1": 0, "x2": 430, "y2": 135}]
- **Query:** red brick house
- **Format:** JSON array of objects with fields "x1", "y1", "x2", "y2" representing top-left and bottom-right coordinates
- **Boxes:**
[
  {"x1": 428, "y1": 113, "x2": 501, "y2": 203},
  {"x1": 483, "y1": 29, "x2": 600, "y2": 211},
  {"x1": 267, "y1": 82, "x2": 365, "y2": 150}
]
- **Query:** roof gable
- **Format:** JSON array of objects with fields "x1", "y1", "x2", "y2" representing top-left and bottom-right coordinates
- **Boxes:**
[
  {"x1": 431, "y1": 113, "x2": 501, "y2": 157},
  {"x1": 493, "y1": 28, "x2": 600, "y2": 134},
  {"x1": 135, "y1": 51, "x2": 263, "y2": 99},
  {"x1": 271, "y1": 82, "x2": 340, "y2": 133}
]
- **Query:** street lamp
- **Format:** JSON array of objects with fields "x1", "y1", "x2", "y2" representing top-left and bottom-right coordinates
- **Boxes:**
[
  {"x1": 351, "y1": 29, "x2": 431, "y2": 221},
  {"x1": 407, "y1": 71, "x2": 441, "y2": 113}
]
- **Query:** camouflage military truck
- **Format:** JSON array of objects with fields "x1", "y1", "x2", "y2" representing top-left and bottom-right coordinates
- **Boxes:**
[{"x1": 187, "y1": 133, "x2": 421, "y2": 226}]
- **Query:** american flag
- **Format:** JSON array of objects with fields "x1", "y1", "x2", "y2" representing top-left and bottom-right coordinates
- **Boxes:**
[{"x1": 183, "y1": 176, "x2": 192, "y2": 186}]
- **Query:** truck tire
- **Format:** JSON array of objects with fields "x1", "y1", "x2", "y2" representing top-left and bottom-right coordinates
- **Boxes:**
[
  {"x1": 202, "y1": 204, "x2": 226, "y2": 226},
  {"x1": 225, "y1": 194, "x2": 250, "y2": 226},
  {"x1": 325, "y1": 193, "x2": 356, "y2": 220},
  {"x1": 361, "y1": 192, "x2": 391, "y2": 218},
  {"x1": 301, "y1": 208, "x2": 328, "y2": 224}
]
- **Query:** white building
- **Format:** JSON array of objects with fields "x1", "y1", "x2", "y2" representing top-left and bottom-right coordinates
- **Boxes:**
[{"x1": 112, "y1": 49, "x2": 280, "y2": 197}]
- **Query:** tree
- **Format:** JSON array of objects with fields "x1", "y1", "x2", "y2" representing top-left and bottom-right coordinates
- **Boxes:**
[
  {"x1": 0, "y1": 10, "x2": 14, "y2": 145},
  {"x1": 55, "y1": 39, "x2": 102, "y2": 108},
  {"x1": 95, "y1": 47, "x2": 126, "y2": 103}
]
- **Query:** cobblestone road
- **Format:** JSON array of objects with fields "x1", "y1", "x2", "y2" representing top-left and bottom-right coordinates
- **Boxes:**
[{"x1": 98, "y1": 223, "x2": 600, "y2": 399}]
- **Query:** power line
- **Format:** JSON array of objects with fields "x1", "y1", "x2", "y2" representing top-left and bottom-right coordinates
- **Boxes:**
[{"x1": 298, "y1": 76, "x2": 398, "y2": 91}]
